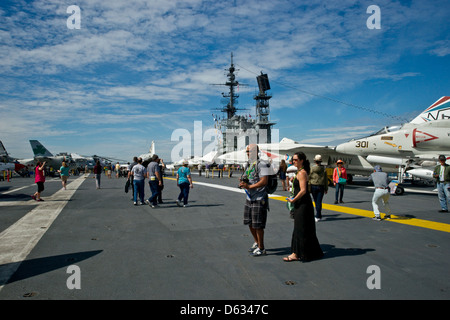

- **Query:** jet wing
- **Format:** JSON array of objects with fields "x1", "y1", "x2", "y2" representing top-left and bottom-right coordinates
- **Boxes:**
[
  {"x1": 217, "y1": 150, "x2": 247, "y2": 165},
  {"x1": 34, "y1": 156, "x2": 54, "y2": 162},
  {"x1": 201, "y1": 150, "x2": 219, "y2": 164},
  {"x1": 259, "y1": 139, "x2": 336, "y2": 165}
]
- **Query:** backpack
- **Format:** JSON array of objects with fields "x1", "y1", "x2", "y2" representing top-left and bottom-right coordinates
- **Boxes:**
[{"x1": 266, "y1": 173, "x2": 278, "y2": 194}]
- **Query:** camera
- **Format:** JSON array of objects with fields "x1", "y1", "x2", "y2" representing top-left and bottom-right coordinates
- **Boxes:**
[{"x1": 239, "y1": 177, "x2": 249, "y2": 189}]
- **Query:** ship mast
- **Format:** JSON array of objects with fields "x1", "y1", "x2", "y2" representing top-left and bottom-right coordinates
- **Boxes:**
[{"x1": 212, "y1": 52, "x2": 247, "y2": 120}]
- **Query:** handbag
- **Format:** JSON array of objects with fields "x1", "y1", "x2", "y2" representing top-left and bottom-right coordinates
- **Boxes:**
[
  {"x1": 286, "y1": 200, "x2": 295, "y2": 212},
  {"x1": 337, "y1": 168, "x2": 346, "y2": 185},
  {"x1": 286, "y1": 175, "x2": 296, "y2": 212},
  {"x1": 125, "y1": 179, "x2": 130, "y2": 193}
]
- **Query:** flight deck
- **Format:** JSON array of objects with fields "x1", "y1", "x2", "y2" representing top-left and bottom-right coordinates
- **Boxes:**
[{"x1": 0, "y1": 172, "x2": 449, "y2": 302}]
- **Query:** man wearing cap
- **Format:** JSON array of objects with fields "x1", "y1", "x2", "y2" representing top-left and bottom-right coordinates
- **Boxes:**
[
  {"x1": 433, "y1": 155, "x2": 450, "y2": 213},
  {"x1": 368, "y1": 165, "x2": 392, "y2": 221}
]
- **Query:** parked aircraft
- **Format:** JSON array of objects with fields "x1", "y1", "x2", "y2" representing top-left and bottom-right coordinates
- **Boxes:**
[
  {"x1": 139, "y1": 141, "x2": 155, "y2": 166},
  {"x1": 75, "y1": 153, "x2": 125, "y2": 170},
  {"x1": 29, "y1": 140, "x2": 77, "y2": 174},
  {"x1": 335, "y1": 96, "x2": 450, "y2": 180},
  {"x1": 70, "y1": 153, "x2": 96, "y2": 170},
  {"x1": 0, "y1": 140, "x2": 26, "y2": 173},
  {"x1": 167, "y1": 150, "x2": 219, "y2": 171}
]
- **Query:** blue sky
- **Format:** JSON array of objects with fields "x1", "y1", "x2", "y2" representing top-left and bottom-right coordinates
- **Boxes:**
[{"x1": 0, "y1": 0, "x2": 449, "y2": 162}]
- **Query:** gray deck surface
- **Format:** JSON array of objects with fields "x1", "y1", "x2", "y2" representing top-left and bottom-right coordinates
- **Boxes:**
[{"x1": 0, "y1": 172, "x2": 448, "y2": 303}]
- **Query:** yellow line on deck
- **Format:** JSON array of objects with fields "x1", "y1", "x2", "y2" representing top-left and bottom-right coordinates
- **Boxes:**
[{"x1": 270, "y1": 195, "x2": 450, "y2": 233}]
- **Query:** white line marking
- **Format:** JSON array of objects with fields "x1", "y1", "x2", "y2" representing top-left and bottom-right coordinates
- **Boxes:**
[
  {"x1": 0, "y1": 200, "x2": 37, "y2": 207},
  {"x1": 1, "y1": 178, "x2": 64, "y2": 195},
  {"x1": 174, "y1": 179, "x2": 285, "y2": 198},
  {"x1": 0, "y1": 175, "x2": 86, "y2": 290},
  {"x1": 192, "y1": 180, "x2": 247, "y2": 194},
  {"x1": 1, "y1": 185, "x2": 34, "y2": 195}
]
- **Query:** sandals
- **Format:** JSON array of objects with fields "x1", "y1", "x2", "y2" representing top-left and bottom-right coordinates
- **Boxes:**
[{"x1": 283, "y1": 255, "x2": 300, "y2": 262}]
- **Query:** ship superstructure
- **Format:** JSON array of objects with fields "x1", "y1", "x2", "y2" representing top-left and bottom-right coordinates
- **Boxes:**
[{"x1": 212, "y1": 53, "x2": 276, "y2": 154}]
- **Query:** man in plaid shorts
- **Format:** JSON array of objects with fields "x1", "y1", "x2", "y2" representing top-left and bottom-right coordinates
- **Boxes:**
[{"x1": 239, "y1": 144, "x2": 270, "y2": 256}]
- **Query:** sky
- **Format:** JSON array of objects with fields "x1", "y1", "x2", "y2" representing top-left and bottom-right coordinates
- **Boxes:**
[{"x1": 0, "y1": 0, "x2": 449, "y2": 163}]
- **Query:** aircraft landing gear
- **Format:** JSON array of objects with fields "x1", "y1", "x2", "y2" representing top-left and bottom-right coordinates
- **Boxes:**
[{"x1": 395, "y1": 185, "x2": 404, "y2": 195}]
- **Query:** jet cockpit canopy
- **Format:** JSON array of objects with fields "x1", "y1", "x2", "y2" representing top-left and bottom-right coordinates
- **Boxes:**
[{"x1": 370, "y1": 124, "x2": 402, "y2": 136}]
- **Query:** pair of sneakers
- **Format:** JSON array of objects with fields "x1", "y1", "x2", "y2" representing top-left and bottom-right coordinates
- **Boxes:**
[
  {"x1": 176, "y1": 200, "x2": 188, "y2": 207},
  {"x1": 373, "y1": 215, "x2": 391, "y2": 221},
  {"x1": 249, "y1": 242, "x2": 266, "y2": 256}
]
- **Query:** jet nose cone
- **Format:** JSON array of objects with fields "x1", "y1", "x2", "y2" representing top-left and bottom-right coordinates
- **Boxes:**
[{"x1": 335, "y1": 143, "x2": 346, "y2": 154}]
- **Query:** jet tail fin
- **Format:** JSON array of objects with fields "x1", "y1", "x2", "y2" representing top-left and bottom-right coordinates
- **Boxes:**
[
  {"x1": 149, "y1": 140, "x2": 155, "y2": 154},
  {"x1": 30, "y1": 140, "x2": 53, "y2": 157},
  {"x1": 0, "y1": 141, "x2": 8, "y2": 157},
  {"x1": 410, "y1": 96, "x2": 450, "y2": 124}
]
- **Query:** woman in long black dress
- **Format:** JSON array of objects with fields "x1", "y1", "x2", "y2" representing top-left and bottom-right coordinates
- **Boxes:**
[{"x1": 284, "y1": 152, "x2": 323, "y2": 262}]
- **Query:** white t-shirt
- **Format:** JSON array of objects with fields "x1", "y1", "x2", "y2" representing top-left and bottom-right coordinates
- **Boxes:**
[{"x1": 439, "y1": 165, "x2": 445, "y2": 182}]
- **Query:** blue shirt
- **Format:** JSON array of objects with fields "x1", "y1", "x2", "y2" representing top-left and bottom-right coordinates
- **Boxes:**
[
  {"x1": 59, "y1": 166, "x2": 70, "y2": 176},
  {"x1": 177, "y1": 167, "x2": 191, "y2": 184}
]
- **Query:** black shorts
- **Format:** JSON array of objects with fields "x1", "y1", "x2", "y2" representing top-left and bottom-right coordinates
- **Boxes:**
[
  {"x1": 37, "y1": 182, "x2": 45, "y2": 193},
  {"x1": 243, "y1": 199, "x2": 267, "y2": 229}
]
